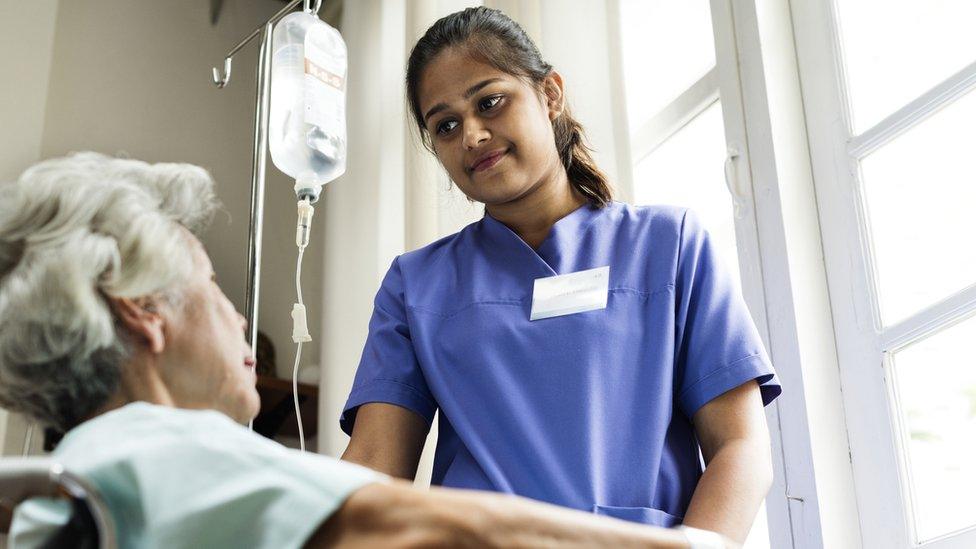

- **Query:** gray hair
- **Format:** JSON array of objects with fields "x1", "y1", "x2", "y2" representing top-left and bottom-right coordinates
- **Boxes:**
[{"x1": 0, "y1": 152, "x2": 219, "y2": 430}]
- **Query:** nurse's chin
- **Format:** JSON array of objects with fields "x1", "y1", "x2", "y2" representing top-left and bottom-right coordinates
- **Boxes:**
[{"x1": 471, "y1": 189, "x2": 534, "y2": 209}]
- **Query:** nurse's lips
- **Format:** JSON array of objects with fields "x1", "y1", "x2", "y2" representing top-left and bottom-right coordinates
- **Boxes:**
[
  {"x1": 469, "y1": 148, "x2": 507, "y2": 172},
  {"x1": 244, "y1": 356, "x2": 256, "y2": 370}
]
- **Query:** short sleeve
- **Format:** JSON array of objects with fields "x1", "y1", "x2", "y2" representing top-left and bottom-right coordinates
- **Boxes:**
[
  {"x1": 673, "y1": 210, "x2": 781, "y2": 418},
  {"x1": 340, "y1": 257, "x2": 437, "y2": 435}
]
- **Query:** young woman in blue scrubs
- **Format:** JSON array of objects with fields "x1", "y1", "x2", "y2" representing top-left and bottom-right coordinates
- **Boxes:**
[{"x1": 340, "y1": 7, "x2": 781, "y2": 543}]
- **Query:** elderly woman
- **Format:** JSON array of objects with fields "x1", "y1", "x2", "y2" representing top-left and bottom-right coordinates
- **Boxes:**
[{"x1": 0, "y1": 153, "x2": 731, "y2": 548}]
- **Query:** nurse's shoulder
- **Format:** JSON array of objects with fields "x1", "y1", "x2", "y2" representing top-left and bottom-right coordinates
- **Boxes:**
[
  {"x1": 397, "y1": 229, "x2": 464, "y2": 274},
  {"x1": 381, "y1": 223, "x2": 480, "y2": 310},
  {"x1": 614, "y1": 201, "x2": 691, "y2": 239},
  {"x1": 613, "y1": 201, "x2": 700, "y2": 253}
]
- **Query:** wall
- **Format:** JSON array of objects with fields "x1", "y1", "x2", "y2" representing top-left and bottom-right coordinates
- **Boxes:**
[{"x1": 0, "y1": 0, "x2": 60, "y2": 455}]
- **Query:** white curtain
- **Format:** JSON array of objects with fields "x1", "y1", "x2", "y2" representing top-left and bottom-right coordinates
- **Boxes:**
[{"x1": 317, "y1": 0, "x2": 633, "y2": 467}]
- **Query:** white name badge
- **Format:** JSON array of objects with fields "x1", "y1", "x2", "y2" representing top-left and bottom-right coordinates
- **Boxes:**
[{"x1": 530, "y1": 266, "x2": 610, "y2": 321}]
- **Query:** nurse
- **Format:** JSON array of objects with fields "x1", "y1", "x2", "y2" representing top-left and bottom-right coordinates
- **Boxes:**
[{"x1": 340, "y1": 6, "x2": 781, "y2": 543}]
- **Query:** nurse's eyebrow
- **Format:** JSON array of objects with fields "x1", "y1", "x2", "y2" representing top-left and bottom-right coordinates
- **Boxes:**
[{"x1": 423, "y1": 78, "x2": 504, "y2": 123}]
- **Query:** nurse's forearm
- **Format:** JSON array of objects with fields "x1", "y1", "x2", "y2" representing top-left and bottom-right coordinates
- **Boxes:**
[{"x1": 681, "y1": 437, "x2": 773, "y2": 542}]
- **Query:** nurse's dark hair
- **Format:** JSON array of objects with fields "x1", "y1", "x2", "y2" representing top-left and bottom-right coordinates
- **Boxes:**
[{"x1": 406, "y1": 7, "x2": 613, "y2": 207}]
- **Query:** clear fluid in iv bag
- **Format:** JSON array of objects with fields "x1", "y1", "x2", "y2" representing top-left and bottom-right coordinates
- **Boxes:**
[{"x1": 269, "y1": 11, "x2": 347, "y2": 189}]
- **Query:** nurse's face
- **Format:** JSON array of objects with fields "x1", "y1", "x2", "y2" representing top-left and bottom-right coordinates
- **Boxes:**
[
  {"x1": 156, "y1": 235, "x2": 259, "y2": 424},
  {"x1": 418, "y1": 49, "x2": 565, "y2": 207}
]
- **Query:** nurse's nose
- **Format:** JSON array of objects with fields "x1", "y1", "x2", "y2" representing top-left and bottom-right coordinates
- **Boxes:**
[{"x1": 462, "y1": 120, "x2": 491, "y2": 150}]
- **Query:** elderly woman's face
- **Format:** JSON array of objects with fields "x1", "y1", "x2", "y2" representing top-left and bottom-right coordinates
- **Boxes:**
[{"x1": 156, "y1": 236, "x2": 259, "y2": 423}]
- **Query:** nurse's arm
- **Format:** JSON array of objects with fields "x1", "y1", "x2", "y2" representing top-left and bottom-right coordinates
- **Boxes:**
[
  {"x1": 341, "y1": 402, "x2": 429, "y2": 479},
  {"x1": 307, "y1": 480, "x2": 732, "y2": 548},
  {"x1": 683, "y1": 380, "x2": 774, "y2": 543}
]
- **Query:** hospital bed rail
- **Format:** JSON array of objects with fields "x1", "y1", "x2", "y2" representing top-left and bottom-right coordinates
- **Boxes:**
[{"x1": 0, "y1": 458, "x2": 116, "y2": 548}]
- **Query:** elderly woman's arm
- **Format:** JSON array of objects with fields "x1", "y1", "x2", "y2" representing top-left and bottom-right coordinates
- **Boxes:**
[{"x1": 307, "y1": 480, "x2": 732, "y2": 548}]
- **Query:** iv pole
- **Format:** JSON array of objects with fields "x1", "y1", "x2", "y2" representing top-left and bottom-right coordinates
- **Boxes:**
[{"x1": 210, "y1": 0, "x2": 322, "y2": 351}]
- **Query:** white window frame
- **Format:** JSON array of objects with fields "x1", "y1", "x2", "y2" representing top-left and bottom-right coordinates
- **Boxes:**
[
  {"x1": 714, "y1": 2, "x2": 828, "y2": 547},
  {"x1": 792, "y1": 0, "x2": 976, "y2": 547}
]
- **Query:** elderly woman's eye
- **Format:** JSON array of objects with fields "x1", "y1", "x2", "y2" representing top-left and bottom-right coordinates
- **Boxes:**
[
  {"x1": 479, "y1": 96, "x2": 503, "y2": 111},
  {"x1": 436, "y1": 119, "x2": 458, "y2": 135}
]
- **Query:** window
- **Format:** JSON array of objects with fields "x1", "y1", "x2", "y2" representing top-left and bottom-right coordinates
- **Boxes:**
[{"x1": 799, "y1": 0, "x2": 976, "y2": 545}]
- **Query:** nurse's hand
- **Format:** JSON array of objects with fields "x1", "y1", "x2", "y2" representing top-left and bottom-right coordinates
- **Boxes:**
[{"x1": 341, "y1": 403, "x2": 429, "y2": 480}]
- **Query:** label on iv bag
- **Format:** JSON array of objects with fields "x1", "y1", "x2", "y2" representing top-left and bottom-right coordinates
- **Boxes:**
[
  {"x1": 530, "y1": 266, "x2": 610, "y2": 321},
  {"x1": 303, "y1": 30, "x2": 345, "y2": 131}
]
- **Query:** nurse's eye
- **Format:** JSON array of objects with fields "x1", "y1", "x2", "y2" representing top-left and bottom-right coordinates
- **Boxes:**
[
  {"x1": 479, "y1": 95, "x2": 504, "y2": 112},
  {"x1": 436, "y1": 119, "x2": 459, "y2": 135}
]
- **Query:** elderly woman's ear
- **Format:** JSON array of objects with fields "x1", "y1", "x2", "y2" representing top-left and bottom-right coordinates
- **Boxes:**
[{"x1": 112, "y1": 297, "x2": 166, "y2": 354}]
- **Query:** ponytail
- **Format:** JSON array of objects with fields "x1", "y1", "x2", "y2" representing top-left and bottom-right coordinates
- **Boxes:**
[{"x1": 552, "y1": 105, "x2": 613, "y2": 206}]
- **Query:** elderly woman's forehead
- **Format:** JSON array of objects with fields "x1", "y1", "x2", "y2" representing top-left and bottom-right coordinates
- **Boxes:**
[{"x1": 177, "y1": 228, "x2": 210, "y2": 264}]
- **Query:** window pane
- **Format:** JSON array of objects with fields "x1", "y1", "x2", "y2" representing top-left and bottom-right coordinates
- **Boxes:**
[
  {"x1": 634, "y1": 102, "x2": 739, "y2": 276},
  {"x1": 835, "y1": 0, "x2": 976, "y2": 133},
  {"x1": 744, "y1": 501, "x2": 770, "y2": 549},
  {"x1": 891, "y1": 314, "x2": 976, "y2": 541},
  {"x1": 619, "y1": 0, "x2": 715, "y2": 132},
  {"x1": 860, "y1": 89, "x2": 976, "y2": 325}
]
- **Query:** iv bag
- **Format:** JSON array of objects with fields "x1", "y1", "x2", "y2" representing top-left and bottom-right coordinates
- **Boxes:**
[{"x1": 269, "y1": 11, "x2": 347, "y2": 198}]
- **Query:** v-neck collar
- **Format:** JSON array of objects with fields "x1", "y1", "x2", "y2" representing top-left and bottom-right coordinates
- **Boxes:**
[{"x1": 480, "y1": 202, "x2": 608, "y2": 275}]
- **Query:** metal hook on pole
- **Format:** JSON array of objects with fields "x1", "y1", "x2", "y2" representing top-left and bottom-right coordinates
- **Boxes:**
[
  {"x1": 212, "y1": 57, "x2": 232, "y2": 88},
  {"x1": 209, "y1": 0, "x2": 306, "y2": 89}
]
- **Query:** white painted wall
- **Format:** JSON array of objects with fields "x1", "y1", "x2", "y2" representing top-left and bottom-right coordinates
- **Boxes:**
[{"x1": 0, "y1": 0, "x2": 61, "y2": 456}]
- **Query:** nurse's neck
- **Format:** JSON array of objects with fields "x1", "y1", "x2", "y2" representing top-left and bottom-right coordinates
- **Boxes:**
[{"x1": 486, "y1": 174, "x2": 588, "y2": 250}]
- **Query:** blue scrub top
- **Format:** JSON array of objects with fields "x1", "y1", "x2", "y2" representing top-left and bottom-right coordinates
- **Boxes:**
[{"x1": 341, "y1": 201, "x2": 780, "y2": 527}]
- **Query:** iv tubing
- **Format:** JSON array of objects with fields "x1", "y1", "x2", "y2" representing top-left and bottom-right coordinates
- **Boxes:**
[
  {"x1": 292, "y1": 245, "x2": 307, "y2": 452},
  {"x1": 291, "y1": 199, "x2": 313, "y2": 452}
]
